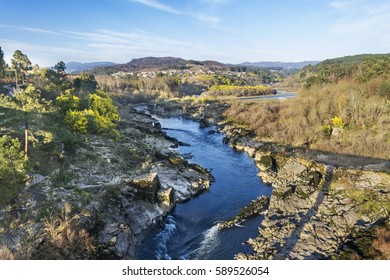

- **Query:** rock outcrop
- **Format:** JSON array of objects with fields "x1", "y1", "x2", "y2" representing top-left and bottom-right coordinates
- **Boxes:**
[
  {"x1": 219, "y1": 119, "x2": 390, "y2": 260},
  {"x1": 0, "y1": 105, "x2": 214, "y2": 260},
  {"x1": 149, "y1": 99, "x2": 390, "y2": 260},
  {"x1": 218, "y1": 196, "x2": 270, "y2": 230}
]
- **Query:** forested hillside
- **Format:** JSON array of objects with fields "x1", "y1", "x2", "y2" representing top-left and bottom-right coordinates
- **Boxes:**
[
  {"x1": 0, "y1": 49, "x2": 120, "y2": 207},
  {"x1": 224, "y1": 54, "x2": 390, "y2": 158}
]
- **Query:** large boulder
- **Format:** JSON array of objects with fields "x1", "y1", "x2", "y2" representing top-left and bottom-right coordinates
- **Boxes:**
[
  {"x1": 129, "y1": 173, "x2": 161, "y2": 203},
  {"x1": 158, "y1": 187, "x2": 174, "y2": 211},
  {"x1": 98, "y1": 223, "x2": 135, "y2": 259}
]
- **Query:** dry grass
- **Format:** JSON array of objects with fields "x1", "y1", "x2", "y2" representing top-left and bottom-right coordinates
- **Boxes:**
[
  {"x1": 0, "y1": 246, "x2": 16, "y2": 260},
  {"x1": 223, "y1": 79, "x2": 390, "y2": 159},
  {"x1": 372, "y1": 227, "x2": 390, "y2": 259},
  {"x1": 38, "y1": 202, "x2": 95, "y2": 259}
]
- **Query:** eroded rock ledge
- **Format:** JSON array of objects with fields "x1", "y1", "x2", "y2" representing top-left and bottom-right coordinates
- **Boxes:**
[
  {"x1": 220, "y1": 121, "x2": 390, "y2": 260},
  {"x1": 0, "y1": 105, "x2": 213, "y2": 259},
  {"x1": 149, "y1": 100, "x2": 390, "y2": 260}
]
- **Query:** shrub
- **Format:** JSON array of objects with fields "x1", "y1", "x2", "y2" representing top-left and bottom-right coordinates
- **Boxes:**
[
  {"x1": 0, "y1": 135, "x2": 26, "y2": 184},
  {"x1": 36, "y1": 203, "x2": 95, "y2": 259},
  {"x1": 332, "y1": 116, "x2": 344, "y2": 129},
  {"x1": 322, "y1": 125, "x2": 333, "y2": 137},
  {"x1": 65, "y1": 110, "x2": 89, "y2": 134},
  {"x1": 0, "y1": 247, "x2": 15, "y2": 260},
  {"x1": 55, "y1": 93, "x2": 80, "y2": 115},
  {"x1": 379, "y1": 81, "x2": 390, "y2": 99},
  {"x1": 57, "y1": 128, "x2": 83, "y2": 153},
  {"x1": 372, "y1": 227, "x2": 390, "y2": 259}
]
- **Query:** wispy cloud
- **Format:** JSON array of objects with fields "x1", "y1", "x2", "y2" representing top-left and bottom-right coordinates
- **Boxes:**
[
  {"x1": 0, "y1": 27, "x2": 197, "y2": 65},
  {"x1": 0, "y1": 38, "x2": 87, "y2": 66},
  {"x1": 328, "y1": 0, "x2": 390, "y2": 54},
  {"x1": 64, "y1": 29, "x2": 190, "y2": 50},
  {"x1": 130, "y1": 0, "x2": 181, "y2": 14},
  {"x1": 200, "y1": 0, "x2": 233, "y2": 5},
  {"x1": 21, "y1": 27, "x2": 61, "y2": 35},
  {"x1": 129, "y1": 0, "x2": 220, "y2": 24},
  {"x1": 329, "y1": 0, "x2": 359, "y2": 9},
  {"x1": 0, "y1": 24, "x2": 61, "y2": 35}
]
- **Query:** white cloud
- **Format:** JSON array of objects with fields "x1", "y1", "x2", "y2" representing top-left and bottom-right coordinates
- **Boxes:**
[
  {"x1": 0, "y1": 24, "x2": 61, "y2": 35},
  {"x1": 130, "y1": 0, "x2": 181, "y2": 14},
  {"x1": 327, "y1": 0, "x2": 390, "y2": 56},
  {"x1": 194, "y1": 13, "x2": 220, "y2": 24},
  {"x1": 129, "y1": 0, "x2": 220, "y2": 24},
  {"x1": 1, "y1": 28, "x2": 196, "y2": 66},
  {"x1": 0, "y1": 38, "x2": 87, "y2": 66},
  {"x1": 329, "y1": 1, "x2": 358, "y2": 9},
  {"x1": 200, "y1": 0, "x2": 233, "y2": 5}
]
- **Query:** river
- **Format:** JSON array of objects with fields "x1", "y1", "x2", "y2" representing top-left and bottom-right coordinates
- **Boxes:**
[
  {"x1": 239, "y1": 90, "x2": 296, "y2": 101},
  {"x1": 136, "y1": 115, "x2": 272, "y2": 260}
]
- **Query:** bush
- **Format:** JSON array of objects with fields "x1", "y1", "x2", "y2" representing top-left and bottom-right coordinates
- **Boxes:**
[
  {"x1": 0, "y1": 247, "x2": 15, "y2": 260},
  {"x1": 0, "y1": 135, "x2": 26, "y2": 183},
  {"x1": 51, "y1": 168, "x2": 73, "y2": 189},
  {"x1": 332, "y1": 116, "x2": 344, "y2": 129},
  {"x1": 0, "y1": 135, "x2": 26, "y2": 206},
  {"x1": 223, "y1": 78, "x2": 390, "y2": 158},
  {"x1": 55, "y1": 93, "x2": 80, "y2": 115},
  {"x1": 57, "y1": 128, "x2": 83, "y2": 153},
  {"x1": 322, "y1": 125, "x2": 333, "y2": 137},
  {"x1": 65, "y1": 110, "x2": 89, "y2": 134},
  {"x1": 35, "y1": 203, "x2": 95, "y2": 259},
  {"x1": 61, "y1": 90, "x2": 120, "y2": 140},
  {"x1": 379, "y1": 81, "x2": 390, "y2": 99},
  {"x1": 372, "y1": 227, "x2": 390, "y2": 259}
]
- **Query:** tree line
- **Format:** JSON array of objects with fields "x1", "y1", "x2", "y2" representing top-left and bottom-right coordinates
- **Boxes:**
[{"x1": 0, "y1": 47, "x2": 120, "y2": 204}]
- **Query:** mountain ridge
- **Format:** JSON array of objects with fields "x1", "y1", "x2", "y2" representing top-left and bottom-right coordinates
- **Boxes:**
[
  {"x1": 66, "y1": 61, "x2": 118, "y2": 73},
  {"x1": 239, "y1": 61, "x2": 320, "y2": 69}
]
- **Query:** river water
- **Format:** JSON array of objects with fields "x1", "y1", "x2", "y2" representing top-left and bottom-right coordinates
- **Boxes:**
[{"x1": 136, "y1": 116, "x2": 272, "y2": 260}]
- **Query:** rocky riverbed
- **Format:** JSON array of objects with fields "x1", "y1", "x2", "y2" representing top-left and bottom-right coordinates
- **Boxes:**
[
  {"x1": 149, "y1": 99, "x2": 390, "y2": 260},
  {"x1": 0, "y1": 106, "x2": 213, "y2": 259}
]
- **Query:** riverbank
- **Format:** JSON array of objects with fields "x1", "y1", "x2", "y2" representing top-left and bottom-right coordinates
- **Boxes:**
[
  {"x1": 149, "y1": 98, "x2": 390, "y2": 260},
  {"x1": 135, "y1": 114, "x2": 272, "y2": 259},
  {"x1": 0, "y1": 105, "x2": 213, "y2": 259}
]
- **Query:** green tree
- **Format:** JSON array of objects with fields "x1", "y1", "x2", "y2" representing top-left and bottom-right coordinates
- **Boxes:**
[
  {"x1": 0, "y1": 46, "x2": 6, "y2": 78},
  {"x1": 14, "y1": 85, "x2": 47, "y2": 157},
  {"x1": 0, "y1": 135, "x2": 26, "y2": 185},
  {"x1": 75, "y1": 72, "x2": 98, "y2": 94},
  {"x1": 54, "y1": 61, "x2": 66, "y2": 74},
  {"x1": 11, "y1": 50, "x2": 32, "y2": 86},
  {"x1": 32, "y1": 68, "x2": 72, "y2": 101}
]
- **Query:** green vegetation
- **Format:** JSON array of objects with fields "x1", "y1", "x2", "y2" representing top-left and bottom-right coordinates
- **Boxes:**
[
  {"x1": 207, "y1": 85, "x2": 276, "y2": 97},
  {"x1": 57, "y1": 90, "x2": 120, "y2": 139},
  {"x1": 11, "y1": 50, "x2": 32, "y2": 86},
  {"x1": 224, "y1": 54, "x2": 390, "y2": 159},
  {"x1": 0, "y1": 135, "x2": 26, "y2": 206},
  {"x1": 0, "y1": 47, "x2": 120, "y2": 206},
  {"x1": 94, "y1": 59, "x2": 282, "y2": 99},
  {"x1": 299, "y1": 54, "x2": 390, "y2": 86},
  {"x1": 0, "y1": 47, "x2": 6, "y2": 78}
]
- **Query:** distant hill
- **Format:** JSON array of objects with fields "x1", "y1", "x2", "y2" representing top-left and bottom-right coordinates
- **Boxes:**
[
  {"x1": 92, "y1": 56, "x2": 225, "y2": 74},
  {"x1": 239, "y1": 61, "x2": 320, "y2": 69},
  {"x1": 66, "y1": 61, "x2": 117, "y2": 74},
  {"x1": 88, "y1": 56, "x2": 318, "y2": 76},
  {"x1": 294, "y1": 53, "x2": 390, "y2": 87}
]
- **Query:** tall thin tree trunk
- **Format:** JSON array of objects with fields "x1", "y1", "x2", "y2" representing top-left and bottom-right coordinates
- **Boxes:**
[{"x1": 24, "y1": 111, "x2": 28, "y2": 159}]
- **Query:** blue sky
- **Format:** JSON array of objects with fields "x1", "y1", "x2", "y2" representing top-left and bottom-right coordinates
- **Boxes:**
[{"x1": 1, "y1": 0, "x2": 390, "y2": 66}]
